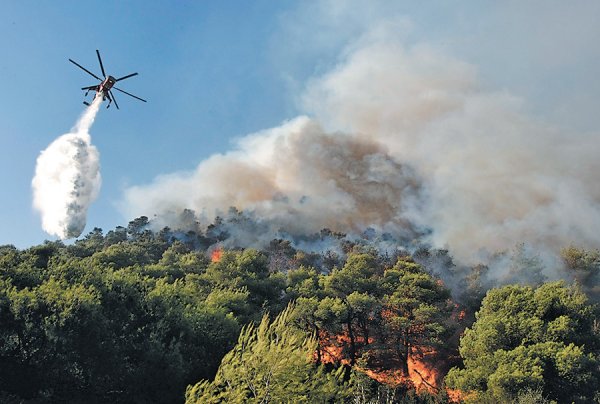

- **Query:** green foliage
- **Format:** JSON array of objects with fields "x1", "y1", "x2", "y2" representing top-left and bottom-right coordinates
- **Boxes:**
[
  {"x1": 285, "y1": 265, "x2": 322, "y2": 300},
  {"x1": 514, "y1": 387, "x2": 556, "y2": 404},
  {"x1": 0, "y1": 229, "x2": 262, "y2": 402},
  {"x1": 446, "y1": 281, "x2": 600, "y2": 402},
  {"x1": 286, "y1": 253, "x2": 455, "y2": 390},
  {"x1": 1, "y1": 222, "x2": 324, "y2": 402},
  {"x1": 185, "y1": 305, "x2": 348, "y2": 403},
  {"x1": 202, "y1": 249, "x2": 285, "y2": 319},
  {"x1": 325, "y1": 252, "x2": 381, "y2": 297},
  {"x1": 8, "y1": 218, "x2": 599, "y2": 403},
  {"x1": 561, "y1": 246, "x2": 600, "y2": 273},
  {"x1": 561, "y1": 246, "x2": 600, "y2": 299},
  {"x1": 380, "y1": 258, "x2": 452, "y2": 375},
  {"x1": 91, "y1": 242, "x2": 153, "y2": 269}
]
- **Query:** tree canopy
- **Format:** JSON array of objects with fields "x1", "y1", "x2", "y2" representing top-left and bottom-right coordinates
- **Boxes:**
[
  {"x1": 186, "y1": 305, "x2": 348, "y2": 403},
  {"x1": 1, "y1": 218, "x2": 599, "y2": 403},
  {"x1": 446, "y1": 282, "x2": 600, "y2": 402}
]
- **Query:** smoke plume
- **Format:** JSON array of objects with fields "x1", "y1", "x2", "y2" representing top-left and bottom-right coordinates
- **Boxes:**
[
  {"x1": 32, "y1": 96, "x2": 102, "y2": 239},
  {"x1": 300, "y1": 39, "x2": 600, "y2": 266},
  {"x1": 124, "y1": 117, "x2": 423, "y2": 246},
  {"x1": 122, "y1": 20, "x2": 600, "y2": 270}
]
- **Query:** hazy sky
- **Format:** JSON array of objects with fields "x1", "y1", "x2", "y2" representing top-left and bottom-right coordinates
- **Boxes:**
[{"x1": 1, "y1": 1, "x2": 599, "y2": 248}]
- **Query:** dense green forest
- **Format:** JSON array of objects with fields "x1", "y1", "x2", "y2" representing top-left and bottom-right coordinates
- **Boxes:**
[{"x1": 1, "y1": 217, "x2": 600, "y2": 403}]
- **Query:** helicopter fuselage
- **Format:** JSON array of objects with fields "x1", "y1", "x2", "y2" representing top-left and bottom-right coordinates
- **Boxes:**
[
  {"x1": 70, "y1": 50, "x2": 146, "y2": 109},
  {"x1": 99, "y1": 76, "x2": 116, "y2": 93}
]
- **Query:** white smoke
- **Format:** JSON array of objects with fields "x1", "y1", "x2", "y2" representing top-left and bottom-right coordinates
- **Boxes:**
[
  {"x1": 32, "y1": 96, "x2": 102, "y2": 239},
  {"x1": 301, "y1": 39, "x2": 600, "y2": 265},
  {"x1": 124, "y1": 117, "x2": 421, "y2": 241},
  {"x1": 121, "y1": 13, "x2": 600, "y2": 268}
]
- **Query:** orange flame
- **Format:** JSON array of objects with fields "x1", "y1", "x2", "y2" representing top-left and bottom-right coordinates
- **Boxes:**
[
  {"x1": 313, "y1": 302, "x2": 470, "y2": 400},
  {"x1": 447, "y1": 389, "x2": 468, "y2": 403},
  {"x1": 316, "y1": 331, "x2": 447, "y2": 394},
  {"x1": 211, "y1": 247, "x2": 223, "y2": 263},
  {"x1": 408, "y1": 350, "x2": 440, "y2": 392}
]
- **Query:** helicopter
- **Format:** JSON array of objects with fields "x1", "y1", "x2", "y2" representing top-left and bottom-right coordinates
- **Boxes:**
[{"x1": 69, "y1": 50, "x2": 146, "y2": 109}]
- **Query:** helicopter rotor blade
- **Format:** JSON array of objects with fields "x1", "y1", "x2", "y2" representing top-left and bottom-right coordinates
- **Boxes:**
[
  {"x1": 96, "y1": 50, "x2": 106, "y2": 78},
  {"x1": 109, "y1": 90, "x2": 119, "y2": 109},
  {"x1": 69, "y1": 59, "x2": 102, "y2": 81},
  {"x1": 115, "y1": 72, "x2": 138, "y2": 82},
  {"x1": 114, "y1": 87, "x2": 147, "y2": 102}
]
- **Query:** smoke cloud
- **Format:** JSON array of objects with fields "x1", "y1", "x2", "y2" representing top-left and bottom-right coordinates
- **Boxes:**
[
  {"x1": 301, "y1": 39, "x2": 600, "y2": 266},
  {"x1": 125, "y1": 117, "x2": 422, "y2": 243},
  {"x1": 32, "y1": 96, "x2": 102, "y2": 239},
  {"x1": 122, "y1": 19, "x2": 600, "y2": 269}
]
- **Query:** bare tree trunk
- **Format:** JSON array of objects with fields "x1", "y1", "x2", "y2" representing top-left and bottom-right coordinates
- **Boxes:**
[
  {"x1": 399, "y1": 331, "x2": 410, "y2": 377},
  {"x1": 346, "y1": 316, "x2": 357, "y2": 366},
  {"x1": 315, "y1": 325, "x2": 322, "y2": 364}
]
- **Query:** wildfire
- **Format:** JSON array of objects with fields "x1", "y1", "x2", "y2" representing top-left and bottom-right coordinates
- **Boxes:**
[
  {"x1": 314, "y1": 330, "x2": 464, "y2": 400},
  {"x1": 362, "y1": 349, "x2": 442, "y2": 392},
  {"x1": 407, "y1": 351, "x2": 441, "y2": 392},
  {"x1": 447, "y1": 389, "x2": 468, "y2": 402},
  {"x1": 311, "y1": 303, "x2": 469, "y2": 401},
  {"x1": 211, "y1": 247, "x2": 223, "y2": 263}
]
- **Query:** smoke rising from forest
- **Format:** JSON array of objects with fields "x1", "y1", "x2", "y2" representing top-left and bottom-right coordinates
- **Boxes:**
[
  {"x1": 123, "y1": 23, "x2": 600, "y2": 270},
  {"x1": 32, "y1": 96, "x2": 102, "y2": 239}
]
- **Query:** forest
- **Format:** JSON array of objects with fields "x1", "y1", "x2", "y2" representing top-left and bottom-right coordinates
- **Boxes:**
[{"x1": 1, "y1": 215, "x2": 600, "y2": 403}]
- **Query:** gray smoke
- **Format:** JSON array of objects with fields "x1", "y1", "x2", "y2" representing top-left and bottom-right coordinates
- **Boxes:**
[
  {"x1": 124, "y1": 117, "x2": 422, "y2": 244},
  {"x1": 32, "y1": 96, "x2": 102, "y2": 239},
  {"x1": 121, "y1": 17, "x2": 600, "y2": 270},
  {"x1": 301, "y1": 38, "x2": 600, "y2": 267}
]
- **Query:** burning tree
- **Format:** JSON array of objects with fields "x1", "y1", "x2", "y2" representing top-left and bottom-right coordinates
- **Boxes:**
[
  {"x1": 286, "y1": 253, "x2": 458, "y2": 392},
  {"x1": 380, "y1": 258, "x2": 452, "y2": 377},
  {"x1": 323, "y1": 253, "x2": 383, "y2": 365}
]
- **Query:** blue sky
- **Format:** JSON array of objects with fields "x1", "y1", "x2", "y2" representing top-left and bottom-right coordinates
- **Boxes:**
[
  {"x1": 2, "y1": 1, "x2": 599, "y2": 248},
  {"x1": 1, "y1": 1, "x2": 296, "y2": 247}
]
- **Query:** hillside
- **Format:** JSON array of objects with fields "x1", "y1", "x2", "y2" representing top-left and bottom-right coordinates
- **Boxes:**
[{"x1": 1, "y1": 216, "x2": 599, "y2": 403}]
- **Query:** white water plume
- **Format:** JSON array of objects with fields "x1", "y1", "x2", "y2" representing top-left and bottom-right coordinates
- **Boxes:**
[{"x1": 32, "y1": 96, "x2": 102, "y2": 239}]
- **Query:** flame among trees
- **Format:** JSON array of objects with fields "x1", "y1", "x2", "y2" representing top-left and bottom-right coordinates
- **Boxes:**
[
  {"x1": 287, "y1": 253, "x2": 461, "y2": 393},
  {"x1": 2, "y1": 220, "x2": 600, "y2": 403},
  {"x1": 210, "y1": 247, "x2": 223, "y2": 263}
]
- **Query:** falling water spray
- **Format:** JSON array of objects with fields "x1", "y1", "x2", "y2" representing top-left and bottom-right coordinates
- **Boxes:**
[{"x1": 32, "y1": 96, "x2": 103, "y2": 239}]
